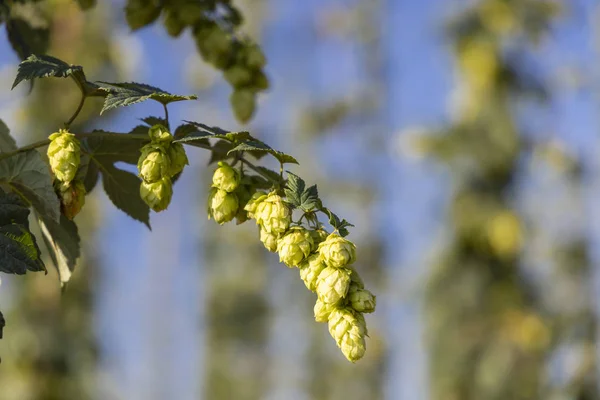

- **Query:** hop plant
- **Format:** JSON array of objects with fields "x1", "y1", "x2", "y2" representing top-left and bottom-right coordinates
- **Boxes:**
[
  {"x1": 244, "y1": 191, "x2": 267, "y2": 219},
  {"x1": 138, "y1": 144, "x2": 171, "y2": 183},
  {"x1": 148, "y1": 124, "x2": 173, "y2": 143},
  {"x1": 47, "y1": 129, "x2": 81, "y2": 184},
  {"x1": 208, "y1": 188, "x2": 239, "y2": 225},
  {"x1": 316, "y1": 266, "x2": 352, "y2": 305},
  {"x1": 348, "y1": 284, "x2": 376, "y2": 313},
  {"x1": 212, "y1": 161, "x2": 240, "y2": 193},
  {"x1": 314, "y1": 298, "x2": 335, "y2": 323},
  {"x1": 318, "y1": 233, "x2": 357, "y2": 268},
  {"x1": 140, "y1": 178, "x2": 173, "y2": 212},
  {"x1": 328, "y1": 308, "x2": 367, "y2": 362},
  {"x1": 168, "y1": 142, "x2": 189, "y2": 176},
  {"x1": 309, "y1": 228, "x2": 329, "y2": 251},
  {"x1": 259, "y1": 228, "x2": 279, "y2": 252},
  {"x1": 299, "y1": 253, "x2": 326, "y2": 292},
  {"x1": 255, "y1": 193, "x2": 291, "y2": 234},
  {"x1": 56, "y1": 180, "x2": 86, "y2": 220},
  {"x1": 277, "y1": 227, "x2": 314, "y2": 267}
]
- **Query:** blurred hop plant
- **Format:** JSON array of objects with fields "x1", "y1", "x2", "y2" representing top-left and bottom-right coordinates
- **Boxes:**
[
  {"x1": 56, "y1": 180, "x2": 86, "y2": 220},
  {"x1": 328, "y1": 308, "x2": 367, "y2": 362},
  {"x1": 277, "y1": 226, "x2": 314, "y2": 267},
  {"x1": 138, "y1": 144, "x2": 171, "y2": 183},
  {"x1": 259, "y1": 228, "x2": 279, "y2": 252},
  {"x1": 255, "y1": 193, "x2": 291, "y2": 234},
  {"x1": 140, "y1": 178, "x2": 173, "y2": 212},
  {"x1": 47, "y1": 129, "x2": 81, "y2": 184},
  {"x1": 316, "y1": 266, "x2": 352, "y2": 305},
  {"x1": 318, "y1": 233, "x2": 357, "y2": 268},
  {"x1": 212, "y1": 161, "x2": 240, "y2": 192},
  {"x1": 299, "y1": 254, "x2": 326, "y2": 292},
  {"x1": 208, "y1": 188, "x2": 239, "y2": 225}
]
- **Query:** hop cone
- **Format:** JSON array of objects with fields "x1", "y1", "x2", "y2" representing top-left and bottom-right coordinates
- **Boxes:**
[
  {"x1": 208, "y1": 188, "x2": 239, "y2": 224},
  {"x1": 244, "y1": 191, "x2": 267, "y2": 219},
  {"x1": 299, "y1": 254, "x2": 326, "y2": 292},
  {"x1": 277, "y1": 227, "x2": 314, "y2": 267},
  {"x1": 212, "y1": 161, "x2": 240, "y2": 193},
  {"x1": 328, "y1": 308, "x2": 367, "y2": 362},
  {"x1": 56, "y1": 180, "x2": 86, "y2": 220},
  {"x1": 314, "y1": 298, "x2": 335, "y2": 323},
  {"x1": 316, "y1": 266, "x2": 351, "y2": 305},
  {"x1": 348, "y1": 266, "x2": 365, "y2": 289},
  {"x1": 140, "y1": 178, "x2": 173, "y2": 212},
  {"x1": 348, "y1": 284, "x2": 376, "y2": 313},
  {"x1": 168, "y1": 142, "x2": 188, "y2": 176},
  {"x1": 138, "y1": 144, "x2": 171, "y2": 183},
  {"x1": 309, "y1": 228, "x2": 329, "y2": 251},
  {"x1": 318, "y1": 233, "x2": 357, "y2": 268},
  {"x1": 148, "y1": 124, "x2": 173, "y2": 143},
  {"x1": 255, "y1": 193, "x2": 290, "y2": 235},
  {"x1": 259, "y1": 228, "x2": 278, "y2": 252},
  {"x1": 47, "y1": 129, "x2": 80, "y2": 184}
]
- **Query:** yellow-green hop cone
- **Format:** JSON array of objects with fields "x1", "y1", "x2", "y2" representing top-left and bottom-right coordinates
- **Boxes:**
[
  {"x1": 276, "y1": 227, "x2": 314, "y2": 267},
  {"x1": 255, "y1": 193, "x2": 291, "y2": 235},
  {"x1": 299, "y1": 254, "x2": 326, "y2": 292},
  {"x1": 318, "y1": 233, "x2": 357, "y2": 268},
  {"x1": 314, "y1": 298, "x2": 335, "y2": 323},
  {"x1": 328, "y1": 308, "x2": 367, "y2": 363},
  {"x1": 148, "y1": 124, "x2": 173, "y2": 143},
  {"x1": 208, "y1": 188, "x2": 239, "y2": 224},
  {"x1": 47, "y1": 129, "x2": 81, "y2": 184},
  {"x1": 167, "y1": 142, "x2": 188, "y2": 176},
  {"x1": 56, "y1": 180, "x2": 86, "y2": 220},
  {"x1": 244, "y1": 191, "x2": 267, "y2": 219},
  {"x1": 259, "y1": 228, "x2": 279, "y2": 252},
  {"x1": 212, "y1": 161, "x2": 240, "y2": 193},
  {"x1": 316, "y1": 266, "x2": 351, "y2": 305},
  {"x1": 348, "y1": 266, "x2": 365, "y2": 289},
  {"x1": 348, "y1": 284, "x2": 376, "y2": 313},
  {"x1": 138, "y1": 145, "x2": 171, "y2": 183},
  {"x1": 309, "y1": 228, "x2": 329, "y2": 251},
  {"x1": 140, "y1": 178, "x2": 173, "y2": 212}
]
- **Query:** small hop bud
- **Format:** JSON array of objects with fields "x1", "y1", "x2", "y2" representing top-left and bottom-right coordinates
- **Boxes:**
[
  {"x1": 259, "y1": 228, "x2": 279, "y2": 252},
  {"x1": 314, "y1": 298, "x2": 335, "y2": 323},
  {"x1": 140, "y1": 178, "x2": 173, "y2": 212},
  {"x1": 348, "y1": 284, "x2": 376, "y2": 314},
  {"x1": 212, "y1": 162, "x2": 240, "y2": 193},
  {"x1": 138, "y1": 144, "x2": 171, "y2": 183},
  {"x1": 148, "y1": 124, "x2": 173, "y2": 143},
  {"x1": 316, "y1": 266, "x2": 351, "y2": 305},
  {"x1": 255, "y1": 193, "x2": 291, "y2": 235},
  {"x1": 299, "y1": 254, "x2": 326, "y2": 292},
  {"x1": 328, "y1": 308, "x2": 367, "y2": 363},
  {"x1": 277, "y1": 227, "x2": 314, "y2": 267},
  {"x1": 168, "y1": 142, "x2": 188, "y2": 177},
  {"x1": 47, "y1": 129, "x2": 81, "y2": 184},
  {"x1": 309, "y1": 229, "x2": 329, "y2": 251},
  {"x1": 318, "y1": 233, "x2": 357, "y2": 268},
  {"x1": 244, "y1": 191, "x2": 267, "y2": 219},
  {"x1": 56, "y1": 180, "x2": 86, "y2": 220},
  {"x1": 208, "y1": 188, "x2": 239, "y2": 224}
]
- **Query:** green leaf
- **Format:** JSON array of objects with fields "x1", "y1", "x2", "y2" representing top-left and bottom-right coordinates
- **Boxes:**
[
  {"x1": 5, "y1": 5, "x2": 50, "y2": 61},
  {"x1": 283, "y1": 172, "x2": 320, "y2": 212},
  {"x1": 174, "y1": 123, "x2": 200, "y2": 139},
  {"x1": 176, "y1": 121, "x2": 253, "y2": 142},
  {"x1": 76, "y1": 0, "x2": 97, "y2": 10},
  {"x1": 208, "y1": 140, "x2": 234, "y2": 164},
  {"x1": 228, "y1": 140, "x2": 299, "y2": 165},
  {"x1": 96, "y1": 82, "x2": 197, "y2": 114},
  {"x1": 141, "y1": 116, "x2": 167, "y2": 127},
  {"x1": 253, "y1": 166, "x2": 281, "y2": 184},
  {"x1": 12, "y1": 54, "x2": 83, "y2": 90},
  {"x1": 0, "y1": 150, "x2": 60, "y2": 222},
  {"x1": 82, "y1": 130, "x2": 147, "y2": 165},
  {"x1": 38, "y1": 215, "x2": 80, "y2": 285},
  {"x1": 125, "y1": 0, "x2": 163, "y2": 30},
  {"x1": 0, "y1": 191, "x2": 45, "y2": 274},
  {"x1": 321, "y1": 207, "x2": 354, "y2": 237},
  {"x1": 0, "y1": 119, "x2": 17, "y2": 152},
  {"x1": 101, "y1": 164, "x2": 150, "y2": 228}
]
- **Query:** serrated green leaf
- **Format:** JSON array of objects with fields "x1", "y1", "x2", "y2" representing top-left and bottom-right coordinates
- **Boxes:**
[
  {"x1": 125, "y1": 0, "x2": 163, "y2": 30},
  {"x1": 82, "y1": 131, "x2": 147, "y2": 165},
  {"x1": 141, "y1": 116, "x2": 167, "y2": 127},
  {"x1": 101, "y1": 164, "x2": 150, "y2": 228},
  {"x1": 177, "y1": 121, "x2": 252, "y2": 142},
  {"x1": 38, "y1": 214, "x2": 80, "y2": 285},
  {"x1": 0, "y1": 150, "x2": 60, "y2": 222},
  {"x1": 208, "y1": 140, "x2": 234, "y2": 164},
  {"x1": 81, "y1": 160, "x2": 99, "y2": 193},
  {"x1": 97, "y1": 82, "x2": 197, "y2": 114},
  {"x1": 284, "y1": 172, "x2": 319, "y2": 212},
  {"x1": 0, "y1": 119, "x2": 17, "y2": 152},
  {"x1": 174, "y1": 123, "x2": 201, "y2": 139},
  {"x1": 181, "y1": 120, "x2": 230, "y2": 136},
  {"x1": 12, "y1": 54, "x2": 83, "y2": 90},
  {"x1": 228, "y1": 140, "x2": 299, "y2": 165},
  {"x1": 128, "y1": 124, "x2": 149, "y2": 136},
  {"x1": 321, "y1": 207, "x2": 353, "y2": 236}
]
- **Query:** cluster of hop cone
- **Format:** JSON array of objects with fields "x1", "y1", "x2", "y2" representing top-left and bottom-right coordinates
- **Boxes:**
[{"x1": 208, "y1": 163, "x2": 376, "y2": 362}]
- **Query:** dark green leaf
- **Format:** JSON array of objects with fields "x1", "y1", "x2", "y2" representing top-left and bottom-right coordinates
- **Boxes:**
[
  {"x1": 228, "y1": 140, "x2": 299, "y2": 165},
  {"x1": 38, "y1": 215, "x2": 80, "y2": 285},
  {"x1": 0, "y1": 150, "x2": 60, "y2": 222},
  {"x1": 82, "y1": 162, "x2": 99, "y2": 193},
  {"x1": 179, "y1": 121, "x2": 252, "y2": 142},
  {"x1": 208, "y1": 140, "x2": 234, "y2": 164},
  {"x1": 128, "y1": 124, "x2": 149, "y2": 136},
  {"x1": 321, "y1": 207, "x2": 354, "y2": 237},
  {"x1": 125, "y1": 0, "x2": 163, "y2": 30},
  {"x1": 174, "y1": 123, "x2": 200, "y2": 139},
  {"x1": 76, "y1": 0, "x2": 97, "y2": 10},
  {"x1": 284, "y1": 172, "x2": 320, "y2": 212},
  {"x1": 253, "y1": 166, "x2": 281, "y2": 184},
  {"x1": 82, "y1": 130, "x2": 147, "y2": 165},
  {"x1": 96, "y1": 82, "x2": 197, "y2": 114},
  {"x1": 141, "y1": 116, "x2": 167, "y2": 127},
  {"x1": 12, "y1": 54, "x2": 83, "y2": 90},
  {"x1": 6, "y1": 10, "x2": 50, "y2": 61},
  {"x1": 0, "y1": 119, "x2": 17, "y2": 152},
  {"x1": 101, "y1": 164, "x2": 150, "y2": 228}
]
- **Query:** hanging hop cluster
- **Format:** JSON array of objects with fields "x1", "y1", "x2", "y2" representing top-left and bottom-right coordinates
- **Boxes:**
[
  {"x1": 137, "y1": 124, "x2": 189, "y2": 212},
  {"x1": 206, "y1": 165, "x2": 375, "y2": 362},
  {"x1": 48, "y1": 129, "x2": 85, "y2": 219}
]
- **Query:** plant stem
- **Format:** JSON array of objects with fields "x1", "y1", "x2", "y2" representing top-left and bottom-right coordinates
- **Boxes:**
[
  {"x1": 241, "y1": 158, "x2": 282, "y2": 185},
  {"x1": 163, "y1": 104, "x2": 170, "y2": 130},
  {"x1": 65, "y1": 92, "x2": 86, "y2": 128}
]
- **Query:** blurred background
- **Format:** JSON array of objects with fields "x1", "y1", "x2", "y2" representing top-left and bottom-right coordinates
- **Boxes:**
[{"x1": 0, "y1": 0, "x2": 599, "y2": 399}]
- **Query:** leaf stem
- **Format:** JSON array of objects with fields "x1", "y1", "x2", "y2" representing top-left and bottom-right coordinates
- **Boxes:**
[
  {"x1": 163, "y1": 104, "x2": 170, "y2": 130},
  {"x1": 65, "y1": 75, "x2": 88, "y2": 128}
]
